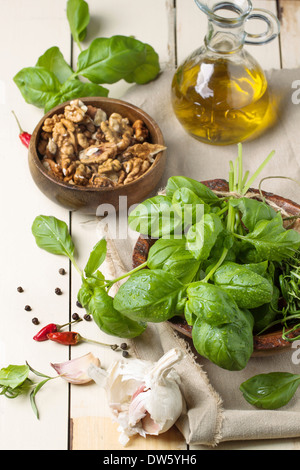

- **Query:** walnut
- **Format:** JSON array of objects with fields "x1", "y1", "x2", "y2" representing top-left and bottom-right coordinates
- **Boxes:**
[
  {"x1": 73, "y1": 163, "x2": 92, "y2": 186},
  {"x1": 132, "y1": 120, "x2": 149, "y2": 142},
  {"x1": 79, "y1": 143, "x2": 118, "y2": 164},
  {"x1": 42, "y1": 114, "x2": 61, "y2": 133},
  {"x1": 64, "y1": 100, "x2": 87, "y2": 123},
  {"x1": 123, "y1": 142, "x2": 166, "y2": 163},
  {"x1": 89, "y1": 174, "x2": 115, "y2": 188},
  {"x1": 123, "y1": 158, "x2": 143, "y2": 184},
  {"x1": 77, "y1": 132, "x2": 90, "y2": 149},
  {"x1": 98, "y1": 158, "x2": 122, "y2": 174}
]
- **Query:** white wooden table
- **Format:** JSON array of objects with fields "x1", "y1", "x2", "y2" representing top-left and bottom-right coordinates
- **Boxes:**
[{"x1": 1, "y1": 0, "x2": 300, "y2": 451}]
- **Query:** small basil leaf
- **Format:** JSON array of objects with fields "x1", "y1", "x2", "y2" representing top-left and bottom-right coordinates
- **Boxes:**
[
  {"x1": 237, "y1": 213, "x2": 300, "y2": 262},
  {"x1": 76, "y1": 36, "x2": 160, "y2": 85},
  {"x1": 240, "y1": 372, "x2": 300, "y2": 409},
  {"x1": 0, "y1": 365, "x2": 29, "y2": 389},
  {"x1": 229, "y1": 197, "x2": 277, "y2": 232},
  {"x1": 13, "y1": 66, "x2": 61, "y2": 109},
  {"x1": 84, "y1": 238, "x2": 107, "y2": 277},
  {"x1": 36, "y1": 46, "x2": 74, "y2": 84},
  {"x1": 67, "y1": 0, "x2": 90, "y2": 48},
  {"x1": 165, "y1": 176, "x2": 220, "y2": 204},
  {"x1": 32, "y1": 215, "x2": 75, "y2": 259}
]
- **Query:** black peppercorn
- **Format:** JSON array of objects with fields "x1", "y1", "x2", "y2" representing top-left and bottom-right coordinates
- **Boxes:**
[
  {"x1": 83, "y1": 313, "x2": 91, "y2": 321},
  {"x1": 122, "y1": 350, "x2": 129, "y2": 358},
  {"x1": 17, "y1": 286, "x2": 24, "y2": 293},
  {"x1": 72, "y1": 312, "x2": 80, "y2": 321},
  {"x1": 76, "y1": 301, "x2": 83, "y2": 308},
  {"x1": 59, "y1": 268, "x2": 66, "y2": 275},
  {"x1": 120, "y1": 343, "x2": 128, "y2": 350},
  {"x1": 32, "y1": 317, "x2": 39, "y2": 325},
  {"x1": 55, "y1": 287, "x2": 62, "y2": 295},
  {"x1": 24, "y1": 305, "x2": 32, "y2": 311}
]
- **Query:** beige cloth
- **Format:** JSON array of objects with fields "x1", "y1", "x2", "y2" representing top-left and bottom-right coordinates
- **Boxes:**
[{"x1": 103, "y1": 67, "x2": 300, "y2": 446}]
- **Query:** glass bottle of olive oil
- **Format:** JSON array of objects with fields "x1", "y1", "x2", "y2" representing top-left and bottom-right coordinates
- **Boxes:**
[{"x1": 171, "y1": 0, "x2": 280, "y2": 146}]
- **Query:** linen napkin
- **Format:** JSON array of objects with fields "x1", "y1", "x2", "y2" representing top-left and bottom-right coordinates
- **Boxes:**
[{"x1": 102, "y1": 67, "x2": 300, "y2": 446}]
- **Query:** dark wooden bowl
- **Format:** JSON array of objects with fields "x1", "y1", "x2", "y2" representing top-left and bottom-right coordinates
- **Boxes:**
[
  {"x1": 28, "y1": 97, "x2": 166, "y2": 214},
  {"x1": 132, "y1": 179, "x2": 300, "y2": 357}
]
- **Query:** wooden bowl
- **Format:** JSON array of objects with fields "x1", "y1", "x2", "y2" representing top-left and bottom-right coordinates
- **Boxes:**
[
  {"x1": 28, "y1": 97, "x2": 166, "y2": 214},
  {"x1": 132, "y1": 178, "x2": 300, "y2": 357}
]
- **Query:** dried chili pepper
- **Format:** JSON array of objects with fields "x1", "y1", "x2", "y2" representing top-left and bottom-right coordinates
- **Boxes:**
[
  {"x1": 47, "y1": 331, "x2": 119, "y2": 350},
  {"x1": 33, "y1": 318, "x2": 82, "y2": 342},
  {"x1": 11, "y1": 110, "x2": 31, "y2": 148}
]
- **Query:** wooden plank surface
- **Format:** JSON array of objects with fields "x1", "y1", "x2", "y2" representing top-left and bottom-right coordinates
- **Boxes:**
[{"x1": 1, "y1": 0, "x2": 300, "y2": 451}]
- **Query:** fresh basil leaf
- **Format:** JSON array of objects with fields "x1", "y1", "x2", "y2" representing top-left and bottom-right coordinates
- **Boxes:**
[
  {"x1": 13, "y1": 66, "x2": 61, "y2": 109},
  {"x1": 192, "y1": 315, "x2": 253, "y2": 371},
  {"x1": 147, "y1": 238, "x2": 187, "y2": 268},
  {"x1": 76, "y1": 35, "x2": 160, "y2": 85},
  {"x1": 172, "y1": 188, "x2": 209, "y2": 227},
  {"x1": 186, "y1": 213, "x2": 224, "y2": 260},
  {"x1": 44, "y1": 79, "x2": 109, "y2": 112},
  {"x1": 0, "y1": 365, "x2": 29, "y2": 389},
  {"x1": 237, "y1": 213, "x2": 300, "y2": 262},
  {"x1": 113, "y1": 269, "x2": 186, "y2": 323},
  {"x1": 165, "y1": 176, "x2": 220, "y2": 204},
  {"x1": 84, "y1": 239, "x2": 107, "y2": 277},
  {"x1": 32, "y1": 215, "x2": 75, "y2": 260},
  {"x1": 187, "y1": 282, "x2": 254, "y2": 370},
  {"x1": 230, "y1": 197, "x2": 277, "y2": 232},
  {"x1": 147, "y1": 237, "x2": 200, "y2": 283},
  {"x1": 128, "y1": 195, "x2": 183, "y2": 238},
  {"x1": 87, "y1": 287, "x2": 146, "y2": 338},
  {"x1": 212, "y1": 261, "x2": 273, "y2": 309},
  {"x1": 36, "y1": 46, "x2": 74, "y2": 84},
  {"x1": 67, "y1": 0, "x2": 90, "y2": 48},
  {"x1": 240, "y1": 372, "x2": 300, "y2": 409}
]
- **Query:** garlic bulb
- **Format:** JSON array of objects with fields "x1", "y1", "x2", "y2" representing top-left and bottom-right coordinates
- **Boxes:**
[{"x1": 88, "y1": 348, "x2": 184, "y2": 446}]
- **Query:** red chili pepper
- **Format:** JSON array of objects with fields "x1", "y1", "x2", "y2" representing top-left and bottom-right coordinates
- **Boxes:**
[
  {"x1": 33, "y1": 319, "x2": 82, "y2": 342},
  {"x1": 11, "y1": 110, "x2": 32, "y2": 148},
  {"x1": 48, "y1": 331, "x2": 80, "y2": 345},
  {"x1": 47, "y1": 331, "x2": 120, "y2": 350}
]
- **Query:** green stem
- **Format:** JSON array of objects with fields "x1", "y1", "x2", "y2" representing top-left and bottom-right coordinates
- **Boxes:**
[
  {"x1": 70, "y1": 255, "x2": 83, "y2": 276},
  {"x1": 242, "y1": 150, "x2": 275, "y2": 195},
  {"x1": 104, "y1": 261, "x2": 148, "y2": 287},
  {"x1": 79, "y1": 335, "x2": 119, "y2": 350}
]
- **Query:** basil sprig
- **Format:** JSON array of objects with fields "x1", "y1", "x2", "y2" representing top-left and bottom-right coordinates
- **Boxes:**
[
  {"x1": 0, "y1": 363, "x2": 58, "y2": 419},
  {"x1": 13, "y1": 0, "x2": 160, "y2": 112}
]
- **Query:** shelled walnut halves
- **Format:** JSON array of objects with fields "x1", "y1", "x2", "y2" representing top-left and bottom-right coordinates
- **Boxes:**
[{"x1": 38, "y1": 99, "x2": 166, "y2": 188}]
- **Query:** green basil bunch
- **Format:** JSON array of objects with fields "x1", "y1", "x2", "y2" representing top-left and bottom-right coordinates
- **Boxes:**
[
  {"x1": 31, "y1": 146, "x2": 300, "y2": 377},
  {"x1": 13, "y1": 0, "x2": 160, "y2": 112}
]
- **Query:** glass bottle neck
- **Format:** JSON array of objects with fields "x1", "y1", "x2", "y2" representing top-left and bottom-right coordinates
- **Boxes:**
[{"x1": 205, "y1": 19, "x2": 246, "y2": 53}]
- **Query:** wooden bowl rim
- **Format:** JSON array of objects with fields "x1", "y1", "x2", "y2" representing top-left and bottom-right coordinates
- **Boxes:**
[
  {"x1": 28, "y1": 96, "x2": 166, "y2": 194},
  {"x1": 131, "y1": 178, "x2": 300, "y2": 353}
]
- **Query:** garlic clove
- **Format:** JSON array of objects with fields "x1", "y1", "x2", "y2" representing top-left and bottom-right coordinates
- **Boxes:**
[{"x1": 51, "y1": 352, "x2": 100, "y2": 384}]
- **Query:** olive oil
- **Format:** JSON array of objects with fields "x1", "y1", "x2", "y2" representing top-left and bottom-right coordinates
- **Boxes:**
[{"x1": 171, "y1": 54, "x2": 272, "y2": 146}]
